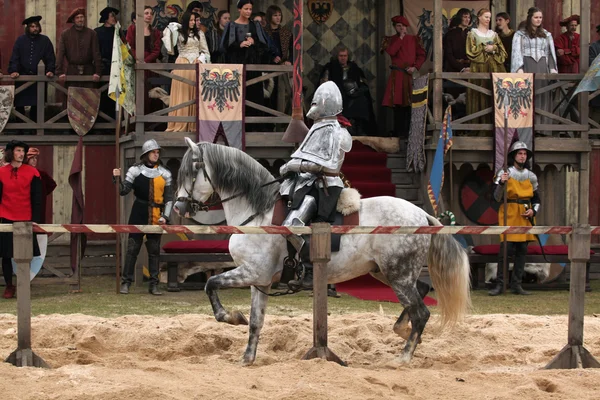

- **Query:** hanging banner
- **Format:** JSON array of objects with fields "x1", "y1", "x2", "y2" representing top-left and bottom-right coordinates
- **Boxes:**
[
  {"x1": 492, "y1": 73, "x2": 534, "y2": 173},
  {"x1": 198, "y1": 64, "x2": 244, "y2": 149},
  {"x1": 427, "y1": 106, "x2": 453, "y2": 215}
]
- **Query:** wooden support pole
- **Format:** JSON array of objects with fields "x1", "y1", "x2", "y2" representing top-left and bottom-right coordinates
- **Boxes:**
[
  {"x1": 36, "y1": 62, "x2": 45, "y2": 135},
  {"x1": 134, "y1": 1, "x2": 145, "y2": 136},
  {"x1": 302, "y1": 223, "x2": 346, "y2": 366},
  {"x1": 545, "y1": 224, "x2": 600, "y2": 369},
  {"x1": 432, "y1": 0, "x2": 443, "y2": 127},
  {"x1": 5, "y1": 222, "x2": 50, "y2": 368}
]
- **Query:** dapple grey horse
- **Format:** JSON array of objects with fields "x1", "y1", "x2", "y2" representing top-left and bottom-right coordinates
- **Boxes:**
[{"x1": 174, "y1": 138, "x2": 471, "y2": 365}]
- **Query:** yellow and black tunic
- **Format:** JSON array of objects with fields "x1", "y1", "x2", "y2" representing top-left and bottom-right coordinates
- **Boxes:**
[
  {"x1": 493, "y1": 166, "x2": 540, "y2": 242},
  {"x1": 120, "y1": 164, "x2": 173, "y2": 225}
]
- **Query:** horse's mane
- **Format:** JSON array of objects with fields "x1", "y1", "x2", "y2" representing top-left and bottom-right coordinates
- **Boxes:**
[{"x1": 180, "y1": 143, "x2": 280, "y2": 215}]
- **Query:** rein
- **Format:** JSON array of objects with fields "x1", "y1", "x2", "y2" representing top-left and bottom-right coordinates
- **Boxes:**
[{"x1": 176, "y1": 146, "x2": 286, "y2": 225}]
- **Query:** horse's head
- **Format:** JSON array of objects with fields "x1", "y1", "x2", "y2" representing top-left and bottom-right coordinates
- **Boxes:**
[{"x1": 174, "y1": 137, "x2": 214, "y2": 218}]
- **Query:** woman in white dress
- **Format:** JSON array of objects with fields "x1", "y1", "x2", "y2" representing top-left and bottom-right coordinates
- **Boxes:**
[{"x1": 166, "y1": 11, "x2": 209, "y2": 133}]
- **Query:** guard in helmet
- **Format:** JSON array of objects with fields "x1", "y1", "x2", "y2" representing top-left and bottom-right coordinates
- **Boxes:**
[
  {"x1": 112, "y1": 139, "x2": 173, "y2": 295},
  {"x1": 489, "y1": 141, "x2": 540, "y2": 296},
  {"x1": 279, "y1": 81, "x2": 352, "y2": 289}
]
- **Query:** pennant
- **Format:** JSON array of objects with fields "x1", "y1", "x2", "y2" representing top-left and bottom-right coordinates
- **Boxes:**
[
  {"x1": 492, "y1": 73, "x2": 534, "y2": 173},
  {"x1": 572, "y1": 53, "x2": 600, "y2": 98},
  {"x1": 198, "y1": 64, "x2": 245, "y2": 149},
  {"x1": 427, "y1": 106, "x2": 453, "y2": 215}
]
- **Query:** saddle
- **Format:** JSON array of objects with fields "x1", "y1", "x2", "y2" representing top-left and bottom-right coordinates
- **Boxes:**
[{"x1": 272, "y1": 188, "x2": 360, "y2": 252}]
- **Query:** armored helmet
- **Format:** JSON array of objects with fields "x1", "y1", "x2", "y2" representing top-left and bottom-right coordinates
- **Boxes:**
[
  {"x1": 508, "y1": 141, "x2": 533, "y2": 160},
  {"x1": 140, "y1": 139, "x2": 162, "y2": 159},
  {"x1": 306, "y1": 81, "x2": 343, "y2": 120}
]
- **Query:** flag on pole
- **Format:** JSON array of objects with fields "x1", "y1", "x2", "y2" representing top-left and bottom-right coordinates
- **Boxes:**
[
  {"x1": 572, "y1": 53, "x2": 600, "y2": 98},
  {"x1": 427, "y1": 106, "x2": 453, "y2": 215},
  {"x1": 108, "y1": 22, "x2": 136, "y2": 115}
]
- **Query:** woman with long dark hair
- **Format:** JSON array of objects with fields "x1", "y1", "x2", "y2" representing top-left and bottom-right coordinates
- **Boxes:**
[
  {"x1": 166, "y1": 11, "x2": 209, "y2": 132},
  {"x1": 220, "y1": 0, "x2": 276, "y2": 131},
  {"x1": 512, "y1": 7, "x2": 557, "y2": 136}
]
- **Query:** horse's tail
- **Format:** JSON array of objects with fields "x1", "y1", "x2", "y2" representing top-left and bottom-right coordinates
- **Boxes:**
[{"x1": 425, "y1": 214, "x2": 471, "y2": 328}]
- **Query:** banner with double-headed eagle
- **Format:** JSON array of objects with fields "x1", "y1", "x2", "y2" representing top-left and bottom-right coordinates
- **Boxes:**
[
  {"x1": 492, "y1": 73, "x2": 534, "y2": 172},
  {"x1": 198, "y1": 64, "x2": 244, "y2": 149}
]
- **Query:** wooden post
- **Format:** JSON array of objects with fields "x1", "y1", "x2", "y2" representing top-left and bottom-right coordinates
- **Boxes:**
[
  {"x1": 134, "y1": 1, "x2": 145, "y2": 136},
  {"x1": 115, "y1": 103, "x2": 123, "y2": 294},
  {"x1": 545, "y1": 224, "x2": 600, "y2": 369},
  {"x1": 5, "y1": 222, "x2": 50, "y2": 368},
  {"x1": 302, "y1": 223, "x2": 346, "y2": 366},
  {"x1": 432, "y1": 0, "x2": 443, "y2": 129},
  {"x1": 36, "y1": 62, "x2": 45, "y2": 135}
]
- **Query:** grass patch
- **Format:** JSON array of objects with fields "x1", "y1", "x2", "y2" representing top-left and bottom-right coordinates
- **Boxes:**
[{"x1": 1, "y1": 276, "x2": 600, "y2": 318}]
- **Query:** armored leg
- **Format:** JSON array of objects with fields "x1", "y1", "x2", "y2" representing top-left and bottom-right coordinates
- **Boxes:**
[{"x1": 282, "y1": 195, "x2": 317, "y2": 290}]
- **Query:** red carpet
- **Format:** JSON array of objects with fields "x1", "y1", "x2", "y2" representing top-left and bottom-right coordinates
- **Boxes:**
[
  {"x1": 342, "y1": 141, "x2": 396, "y2": 197},
  {"x1": 336, "y1": 274, "x2": 438, "y2": 306}
]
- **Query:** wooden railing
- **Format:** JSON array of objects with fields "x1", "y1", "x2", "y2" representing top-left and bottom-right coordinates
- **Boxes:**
[
  {"x1": 130, "y1": 63, "x2": 293, "y2": 136},
  {"x1": 428, "y1": 72, "x2": 599, "y2": 139}
]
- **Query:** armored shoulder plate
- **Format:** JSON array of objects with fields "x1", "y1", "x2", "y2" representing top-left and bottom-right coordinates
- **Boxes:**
[
  {"x1": 157, "y1": 165, "x2": 173, "y2": 186},
  {"x1": 125, "y1": 165, "x2": 143, "y2": 183}
]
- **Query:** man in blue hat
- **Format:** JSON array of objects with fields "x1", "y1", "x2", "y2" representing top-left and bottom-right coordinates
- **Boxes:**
[{"x1": 8, "y1": 16, "x2": 56, "y2": 123}]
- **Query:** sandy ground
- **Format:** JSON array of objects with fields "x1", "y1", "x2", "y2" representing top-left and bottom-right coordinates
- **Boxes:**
[{"x1": 1, "y1": 312, "x2": 600, "y2": 399}]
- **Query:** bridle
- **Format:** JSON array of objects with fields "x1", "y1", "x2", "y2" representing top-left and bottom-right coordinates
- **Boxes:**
[{"x1": 176, "y1": 145, "x2": 284, "y2": 223}]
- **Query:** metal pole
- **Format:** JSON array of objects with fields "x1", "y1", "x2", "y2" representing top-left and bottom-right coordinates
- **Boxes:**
[
  {"x1": 115, "y1": 97, "x2": 123, "y2": 294},
  {"x1": 502, "y1": 97, "x2": 509, "y2": 294}
]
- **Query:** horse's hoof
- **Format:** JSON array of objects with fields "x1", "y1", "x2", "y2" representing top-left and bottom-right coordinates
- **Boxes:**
[
  {"x1": 396, "y1": 353, "x2": 413, "y2": 364},
  {"x1": 241, "y1": 357, "x2": 255, "y2": 367},
  {"x1": 393, "y1": 324, "x2": 411, "y2": 341},
  {"x1": 229, "y1": 310, "x2": 249, "y2": 326}
]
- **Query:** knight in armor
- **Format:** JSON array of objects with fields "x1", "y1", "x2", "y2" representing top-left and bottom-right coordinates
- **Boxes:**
[
  {"x1": 279, "y1": 81, "x2": 352, "y2": 289},
  {"x1": 112, "y1": 140, "x2": 173, "y2": 295},
  {"x1": 489, "y1": 141, "x2": 540, "y2": 296}
]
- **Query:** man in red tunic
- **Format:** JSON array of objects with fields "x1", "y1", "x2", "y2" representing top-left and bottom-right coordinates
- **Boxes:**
[
  {"x1": 0, "y1": 140, "x2": 42, "y2": 299},
  {"x1": 382, "y1": 15, "x2": 426, "y2": 140},
  {"x1": 555, "y1": 15, "x2": 580, "y2": 73}
]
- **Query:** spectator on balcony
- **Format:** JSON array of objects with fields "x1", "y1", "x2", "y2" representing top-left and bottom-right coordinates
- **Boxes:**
[
  {"x1": 512, "y1": 7, "x2": 557, "y2": 136},
  {"x1": 95, "y1": 7, "x2": 121, "y2": 119},
  {"x1": 187, "y1": 1, "x2": 218, "y2": 62},
  {"x1": 56, "y1": 8, "x2": 102, "y2": 89},
  {"x1": 251, "y1": 11, "x2": 267, "y2": 28},
  {"x1": 495, "y1": 12, "x2": 515, "y2": 71},
  {"x1": 220, "y1": 0, "x2": 277, "y2": 131},
  {"x1": 555, "y1": 15, "x2": 580, "y2": 74},
  {"x1": 8, "y1": 16, "x2": 56, "y2": 123},
  {"x1": 25, "y1": 148, "x2": 56, "y2": 224},
  {"x1": 264, "y1": 5, "x2": 293, "y2": 114},
  {"x1": 165, "y1": 12, "x2": 209, "y2": 133},
  {"x1": 127, "y1": 6, "x2": 162, "y2": 116},
  {"x1": 381, "y1": 15, "x2": 426, "y2": 139},
  {"x1": 443, "y1": 8, "x2": 472, "y2": 73},
  {"x1": 465, "y1": 8, "x2": 507, "y2": 137},
  {"x1": 320, "y1": 47, "x2": 376, "y2": 136},
  {"x1": 211, "y1": 10, "x2": 231, "y2": 63}
]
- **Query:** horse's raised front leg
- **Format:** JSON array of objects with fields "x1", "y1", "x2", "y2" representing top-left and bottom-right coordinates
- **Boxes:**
[
  {"x1": 205, "y1": 267, "x2": 261, "y2": 326},
  {"x1": 393, "y1": 279, "x2": 430, "y2": 342},
  {"x1": 242, "y1": 284, "x2": 271, "y2": 366}
]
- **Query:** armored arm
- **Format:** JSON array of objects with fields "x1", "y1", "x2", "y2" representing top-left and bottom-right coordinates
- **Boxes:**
[
  {"x1": 161, "y1": 167, "x2": 173, "y2": 222},
  {"x1": 119, "y1": 166, "x2": 140, "y2": 196},
  {"x1": 493, "y1": 168, "x2": 506, "y2": 203},
  {"x1": 530, "y1": 171, "x2": 540, "y2": 215},
  {"x1": 279, "y1": 159, "x2": 323, "y2": 176}
]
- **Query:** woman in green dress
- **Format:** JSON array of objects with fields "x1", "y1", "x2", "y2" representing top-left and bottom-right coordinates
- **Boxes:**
[{"x1": 466, "y1": 8, "x2": 507, "y2": 136}]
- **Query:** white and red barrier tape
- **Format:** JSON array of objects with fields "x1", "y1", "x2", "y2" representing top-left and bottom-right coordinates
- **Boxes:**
[{"x1": 0, "y1": 224, "x2": 596, "y2": 235}]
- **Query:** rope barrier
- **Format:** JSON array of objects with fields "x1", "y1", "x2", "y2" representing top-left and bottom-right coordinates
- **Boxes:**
[{"x1": 0, "y1": 223, "x2": 596, "y2": 235}]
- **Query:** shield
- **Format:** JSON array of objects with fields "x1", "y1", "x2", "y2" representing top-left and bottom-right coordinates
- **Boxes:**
[
  {"x1": 459, "y1": 168, "x2": 500, "y2": 226},
  {"x1": 12, "y1": 234, "x2": 47, "y2": 281},
  {"x1": 67, "y1": 87, "x2": 100, "y2": 136},
  {"x1": 0, "y1": 86, "x2": 15, "y2": 133},
  {"x1": 308, "y1": 0, "x2": 333, "y2": 24}
]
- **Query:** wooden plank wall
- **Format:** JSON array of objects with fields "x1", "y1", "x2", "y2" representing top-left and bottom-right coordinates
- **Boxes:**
[{"x1": 0, "y1": 1, "x2": 26, "y2": 73}]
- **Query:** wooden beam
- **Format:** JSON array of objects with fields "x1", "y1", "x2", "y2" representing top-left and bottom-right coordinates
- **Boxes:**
[
  {"x1": 135, "y1": 1, "x2": 145, "y2": 137},
  {"x1": 152, "y1": 69, "x2": 197, "y2": 87},
  {"x1": 432, "y1": 0, "x2": 443, "y2": 125},
  {"x1": 451, "y1": 107, "x2": 493, "y2": 125},
  {"x1": 446, "y1": 78, "x2": 493, "y2": 96},
  {"x1": 535, "y1": 108, "x2": 579, "y2": 126},
  {"x1": 244, "y1": 100, "x2": 290, "y2": 117}
]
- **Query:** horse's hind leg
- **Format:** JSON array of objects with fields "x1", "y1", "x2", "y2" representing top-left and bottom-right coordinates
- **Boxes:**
[
  {"x1": 390, "y1": 281, "x2": 430, "y2": 363},
  {"x1": 393, "y1": 279, "x2": 430, "y2": 341},
  {"x1": 242, "y1": 285, "x2": 271, "y2": 366}
]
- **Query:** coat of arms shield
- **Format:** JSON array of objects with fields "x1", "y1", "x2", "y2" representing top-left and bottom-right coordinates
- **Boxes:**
[
  {"x1": 0, "y1": 86, "x2": 15, "y2": 133},
  {"x1": 67, "y1": 87, "x2": 100, "y2": 136},
  {"x1": 308, "y1": 0, "x2": 333, "y2": 24}
]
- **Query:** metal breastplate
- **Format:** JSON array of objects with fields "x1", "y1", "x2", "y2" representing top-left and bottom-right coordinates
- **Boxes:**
[{"x1": 291, "y1": 120, "x2": 352, "y2": 171}]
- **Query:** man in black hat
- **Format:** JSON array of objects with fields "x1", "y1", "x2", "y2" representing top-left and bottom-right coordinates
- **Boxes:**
[
  {"x1": 0, "y1": 140, "x2": 42, "y2": 299},
  {"x1": 8, "y1": 16, "x2": 56, "y2": 123},
  {"x1": 95, "y1": 7, "x2": 120, "y2": 119}
]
